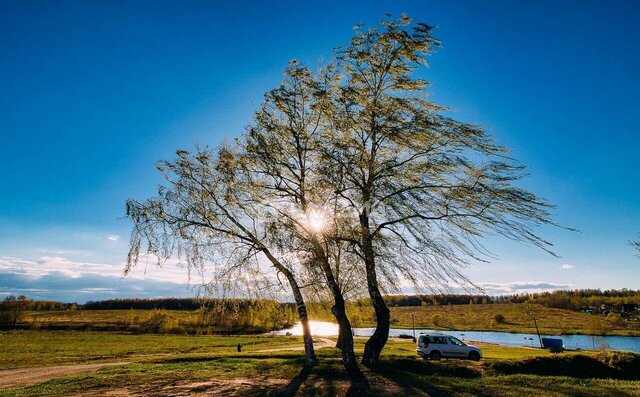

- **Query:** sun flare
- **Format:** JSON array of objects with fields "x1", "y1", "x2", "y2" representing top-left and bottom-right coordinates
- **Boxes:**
[{"x1": 306, "y1": 208, "x2": 327, "y2": 233}]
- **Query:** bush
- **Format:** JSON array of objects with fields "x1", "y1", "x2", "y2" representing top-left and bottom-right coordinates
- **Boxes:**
[
  {"x1": 0, "y1": 295, "x2": 30, "y2": 326},
  {"x1": 141, "y1": 309, "x2": 171, "y2": 333},
  {"x1": 494, "y1": 314, "x2": 506, "y2": 323},
  {"x1": 595, "y1": 351, "x2": 640, "y2": 376},
  {"x1": 432, "y1": 314, "x2": 443, "y2": 327},
  {"x1": 165, "y1": 325, "x2": 187, "y2": 335},
  {"x1": 606, "y1": 313, "x2": 625, "y2": 327}
]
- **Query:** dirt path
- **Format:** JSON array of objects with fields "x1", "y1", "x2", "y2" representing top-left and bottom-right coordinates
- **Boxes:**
[
  {"x1": 0, "y1": 339, "x2": 337, "y2": 391},
  {"x1": 0, "y1": 362, "x2": 130, "y2": 389},
  {"x1": 86, "y1": 378, "x2": 294, "y2": 397},
  {"x1": 254, "y1": 337, "x2": 335, "y2": 352}
]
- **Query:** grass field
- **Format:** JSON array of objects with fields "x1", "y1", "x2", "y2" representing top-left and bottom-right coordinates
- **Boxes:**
[
  {"x1": 361, "y1": 303, "x2": 640, "y2": 336},
  {"x1": 1, "y1": 330, "x2": 639, "y2": 396},
  {"x1": 17, "y1": 302, "x2": 640, "y2": 337},
  {"x1": 24, "y1": 309, "x2": 197, "y2": 328}
]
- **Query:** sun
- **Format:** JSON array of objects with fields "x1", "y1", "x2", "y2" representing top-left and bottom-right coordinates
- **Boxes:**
[{"x1": 306, "y1": 208, "x2": 327, "y2": 233}]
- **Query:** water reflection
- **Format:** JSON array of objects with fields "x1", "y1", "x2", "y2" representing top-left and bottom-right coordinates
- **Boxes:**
[
  {"x1": 276, "y1": 321, "x2": 339, "y2": 336},
  {"x1": 273, "y1": 322, "x2": 640, "y2": 353}
]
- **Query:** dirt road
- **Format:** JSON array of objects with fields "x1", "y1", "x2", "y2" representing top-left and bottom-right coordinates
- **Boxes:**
[
  {"x1": 254, "y1": 337, "x2": 336, "y2": 352},
  {"x1": 0, "y1": 362, "x2": 130, "y2": 389}
]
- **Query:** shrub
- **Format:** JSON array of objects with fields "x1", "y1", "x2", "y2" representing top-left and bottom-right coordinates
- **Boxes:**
[
  {"x1": 606, "y1": 313, "x2": 625, "y2": 327},
  {"x1": 432, "y1": 314, "x2": 443, "y2": 327},
  {"x1": 0, "y1": 295, "x2": 30, "y2": 326},
  {"x1": 595, "y1": 351, "x2": 640, "y2": 376},
  {"x1": 165, "y1": 325, "x2": 187, "y2": 335},
  {"x1": 494, "y1": 314, "x2": 506, "y2": 323},
  {"x1": 141, "y1": 309, "x2": 171, "y2": 333}
]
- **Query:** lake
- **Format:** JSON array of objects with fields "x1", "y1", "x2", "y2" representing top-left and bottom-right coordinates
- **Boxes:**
[{"x1": 273, "y1": 321, "x2": 640, "y2": 353}]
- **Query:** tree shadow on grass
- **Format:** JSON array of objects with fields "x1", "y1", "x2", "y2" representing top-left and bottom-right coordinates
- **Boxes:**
[
  {"x1": 367, "y1": 358, "x2": 482, "y2": 397},
  {"x1": 278, "y1": 365, "x2": 312, "y2": 397},
  {"x1": 277, "y1": 361, "x2": 369, "y2": 396},
  {"x1": 345, "y1": 365, "x2": 370, "y2": 397}
]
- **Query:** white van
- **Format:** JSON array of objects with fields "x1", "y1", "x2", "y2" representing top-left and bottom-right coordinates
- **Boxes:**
[{"x1": 416, "y1": 333, "x2": 482, "y2": 361}]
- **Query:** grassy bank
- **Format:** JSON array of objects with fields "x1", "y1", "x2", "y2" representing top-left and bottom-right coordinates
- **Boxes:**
[
  {"x1": 350, "y1": 303, "x2": 640, "y2": 336},
  {"x1": 1, "y1": 331, "x2": 639, "y2": 396},
  {"x1": 15, "y1": 309, "x2": 288, "y2": 334},
  {"x1": 11, "y1": 302, "x2": 640, "y2": 337}
]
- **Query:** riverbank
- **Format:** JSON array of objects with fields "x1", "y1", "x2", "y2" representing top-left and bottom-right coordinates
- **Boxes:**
[
  {"x1": 343, "y1": 303, "x2": 640, "y2": 337},
  {"x1": 11, "y1": 303, "x2": 640, "y2": 338},
  {"x1": 273, "y1": 321, "x2": 640, "y2": 353},
  {"x1": 1, "y1": 331, "x2": 639, "y2": 396}
]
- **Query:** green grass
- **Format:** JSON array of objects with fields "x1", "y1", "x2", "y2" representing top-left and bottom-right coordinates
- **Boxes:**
[
  {"x1": 1, "y1": 331, "x2": 639, "y2": 396},
  {"x1": 25, "y1": 309, "x2": 197, "y2": 325},
  {"x1": 0, "y1": 330, "x2": 299, "y2": 369}
]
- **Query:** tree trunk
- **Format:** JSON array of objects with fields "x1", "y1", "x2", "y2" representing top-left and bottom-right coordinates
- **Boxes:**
[
  {"x1": 360, "y1": 214, "x2": 390, "y2": 366},
  {"x1": 262, "y1": 249, "x2": 317, "y2": 367},
  {"x1": 313, "y1": 243, "x2": 358, "y2": 369},
  {"x1": 294, "y1": 290, "x2": 317, "y2": 367},
  {"x1": 330, "y1": 289, "x2": 357, "y2": 368}
]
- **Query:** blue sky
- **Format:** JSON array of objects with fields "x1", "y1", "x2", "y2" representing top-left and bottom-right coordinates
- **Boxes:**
[{"x1": 1, "y1": 0, "x2": 639, "y2": 302}]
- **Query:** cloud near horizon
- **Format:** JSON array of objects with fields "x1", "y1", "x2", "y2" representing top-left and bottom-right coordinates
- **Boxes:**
[
  {"x1": 0, "y1": 255, "x2": 576, "y2": 303},
  {"x1": 0, "y1": 255, "x2": 207, "y2": 303},
  {"x1": 477, "y1": 281, "x2": 573, "y2": 295}
]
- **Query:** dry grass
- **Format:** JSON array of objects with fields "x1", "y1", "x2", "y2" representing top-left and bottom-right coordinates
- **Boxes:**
[{"x1": 375, "y1": 303, "x2": 640, "y2": 336}]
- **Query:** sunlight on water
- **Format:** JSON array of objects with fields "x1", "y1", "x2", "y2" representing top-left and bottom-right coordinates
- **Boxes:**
[{"x1": 275, "y1": 321, "x2": 339, "y2": 336}]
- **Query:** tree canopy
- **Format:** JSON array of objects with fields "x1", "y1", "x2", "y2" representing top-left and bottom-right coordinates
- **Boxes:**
[{"x1": 125, "y1": 14, "x2": 560, "y2": 369}]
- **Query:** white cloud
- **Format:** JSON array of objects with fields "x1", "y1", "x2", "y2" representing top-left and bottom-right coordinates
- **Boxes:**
[
  {"x1": 0, "y1": 255, "x2": 285, "y2": 303},
  {"x1": 107, "y1": 235, "x2": 120, "y2": 241},
  {"x1": 39, "y1": 248, "x2": 92, "y2": 257},
  {"x1": 560, "y1": 264, "x2": 575, "y2": 270},
  {"x1": 0, "y1": 255, "x2": 213, "y2": 303},
  {"x1": 477, "y1": 281, "x2": 573, "y2": 295},
  {"x1": 0, "y1": 255, "x2": 196, "y2": 284}
]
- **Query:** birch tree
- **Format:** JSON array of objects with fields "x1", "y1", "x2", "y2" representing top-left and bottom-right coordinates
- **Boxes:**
[
  {"x1": 241, "y1": 61, "x2": 361, "y2": 368},
  {"x1": 324, "y1": 16, "x2": 561, "y2": 365},
  {"x1": 126, "y1": 147, "x2": 317, "y2": 366}
]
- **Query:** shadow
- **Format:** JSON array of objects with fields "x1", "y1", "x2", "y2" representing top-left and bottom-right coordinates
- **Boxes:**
[
  {"x1": 368, "y1": 358, "x2": 484, "y2": 397},
  {"x1": 370, "y1": 366, "x2": 451, "y2": 396},
  {"x1": 345, "y1": 365, "x2": 370, "y2": 397},
  {"x1": 379, "y1": 358, "x2": 481, "y2": 379},
  {"x1": 278, "y1": 365, "x2": 312, "y2": 397},
  {"x1": 487, "y1": 354, "x2": 637, "y2": 379}
]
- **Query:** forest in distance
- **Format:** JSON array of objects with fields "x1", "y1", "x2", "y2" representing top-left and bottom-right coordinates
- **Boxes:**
[
  {"x1": 3, "y1": 290, "x2": 640, "y2": 337},
  {"x1": 4, "y1": 288, "x2": 640, "y2": 311}
]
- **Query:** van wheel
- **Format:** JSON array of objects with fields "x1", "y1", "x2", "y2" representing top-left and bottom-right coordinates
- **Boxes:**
[
  {"x1": 430, "y1": 350, "x2": 442, "y2": 360},
  {"x1": 468, "y1": 351, "x2": 480, "y2": 361}
]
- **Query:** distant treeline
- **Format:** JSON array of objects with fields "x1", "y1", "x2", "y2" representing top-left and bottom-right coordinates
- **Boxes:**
[
  {"x1": 84, "y1": 297, "x2": 205, "y2": 310},
  {"x1": 1, "y1": 295, "x2": 296, "y2": 333},
  {"x1": 379, "y1": 289, "x2": 640, "y2": 310},
  {"x1": 0, "y1": 296, "x2": 76, "y2": 311},
  {"x1": 380, "y1": 294, "x2": 497, "y2": 307},
  {"x1": 526, "y1": 289, "x2": 640, "y2": 310},
  {"x1": 81, "y1": 297, "x2": 296, "y2": 311},
  {"x1": 9, "y1": 289, "x2": 640, "y2": 313}
]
